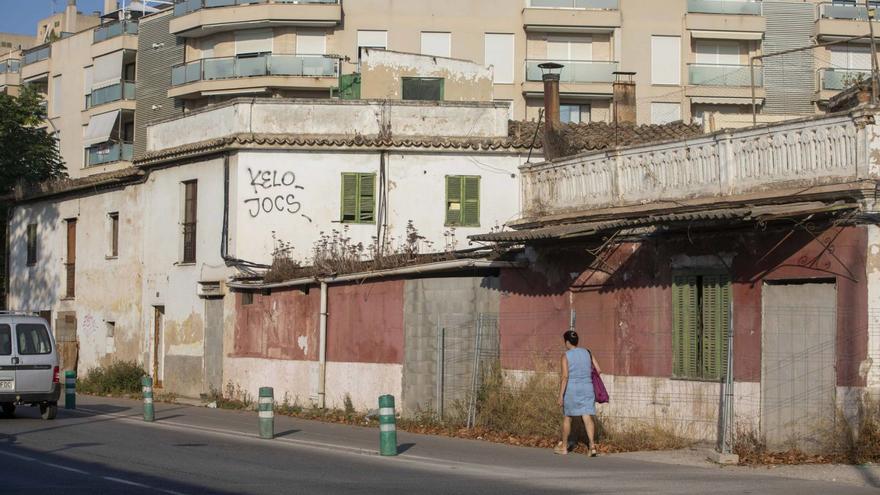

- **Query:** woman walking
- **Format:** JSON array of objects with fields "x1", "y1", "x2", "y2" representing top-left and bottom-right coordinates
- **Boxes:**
[{"x1": 556, "y1": 330, "x2": 601, "y2": 457}]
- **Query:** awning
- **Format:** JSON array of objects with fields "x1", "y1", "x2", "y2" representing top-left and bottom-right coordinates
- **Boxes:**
[
  {"x1": 92, "y1": 51, "x2": 123, "y2": 90},
  {"x1": 469, "y1": 201, "x2": 855, "y2": 243},
  {"x1": 83, "y1": 110, "x2": 119, "y2": 147},
  {"x1": 691, "y1": 30, "x2": 763, "y2": 41},
  {"x1": 691, "y1": 96, "x2": 764, "y2": 105}
]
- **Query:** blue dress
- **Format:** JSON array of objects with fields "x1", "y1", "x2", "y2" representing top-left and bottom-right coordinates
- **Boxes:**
[{"x1": 563, "y1": 348, "x2": 596, "y2": 416}]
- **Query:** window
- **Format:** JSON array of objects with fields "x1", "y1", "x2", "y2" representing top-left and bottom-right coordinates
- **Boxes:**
[
  {"x1": 445, "y1": 176, "x2": 480, "y2": 227},
  {"x1": 830, "y1": 44, "x2": 871, "y2": 70},
  {"x1": 340, "y1": 173, "x2": 376, "y2": 224},
  {"x1": 66, "y1": 219, "x2": 76, "y2": 299},
  {"x1": 235, "y1": 29, "x2": 273, "y2": 56},
  {"x1": 651, "y1": 35, "x2": 681, "y2": 85},
  {"x1": 560, "y1": 104, "x2": 590, "y2": 124},
  {"x1": 182, "y1": 180, "x2": 198, "y2": 263},
  {"x1": 672, "y1": 273, "x2": 731, "y2": 381},
  {"x1": 16, "y1": 324, "x2": 52, "y2": 355},
  {"x1": 651, "y1": 102, "x2": 681, "y2": 124},
  {"x1": 83, "y1": 65, "x2": 93, "y2": 109},
  {"x1": 547, "y1": 35, "x2": 592, "y2": 61},
  {"x1": 51, "y1": 75, "x2": 62, "y2": 117},
  {"x1": 695, "y1": 40, "x2": 741, "y2": 66},
  {"x1": 26, "y1": 223, "x2": 37, "y2": 266},
  {"x1": 357, "y1": 30, "x2": 388, "y2": 61},
  {"x1": 402, "y1": 77, "x2": 444, "y2": 101},
  {"x1": 106, "y1": 321, "x2": 115, "y2": 338},
  {"x1": 0, "y1": 325, "x2": 10, "y2": 355},
  {"x1": 296, "y1": 30, "x2": 326, "y2": 56},
  {"x1": 242, "y1": 292, "x2": 254, "y2": 305},
  {"x1": 421, "y1": 32, "x2": 451, "y2": 58},
  {"x1": 484, "y1": 33, "x2": 515, "y2": 84},
  {"x1": 109, "y1": 212, "x2": 119, "y2": 258}
]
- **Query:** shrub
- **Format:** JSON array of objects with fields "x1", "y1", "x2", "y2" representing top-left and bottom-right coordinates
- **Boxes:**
[{"x1": 77, "y1": 361, "x2": 147, "y2": 396}]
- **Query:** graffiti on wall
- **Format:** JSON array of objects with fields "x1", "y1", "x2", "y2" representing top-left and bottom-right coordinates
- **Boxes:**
[{"x1": 244, "y1": 168, "x2": 310, "y2": 220}]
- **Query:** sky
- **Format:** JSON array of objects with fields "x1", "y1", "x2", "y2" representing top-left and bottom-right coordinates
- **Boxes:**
[{"x1": 0, "y1": 0, "x2": 108, "y2": 36}]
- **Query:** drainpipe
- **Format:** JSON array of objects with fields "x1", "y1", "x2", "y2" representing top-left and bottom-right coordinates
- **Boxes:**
[{"x1": 318, "y1": 281, "x2": 328, "y2": 408}]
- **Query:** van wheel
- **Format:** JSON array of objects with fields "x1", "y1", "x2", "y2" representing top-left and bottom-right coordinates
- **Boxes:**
[
  {"x1": 40, "y1": 402, "x2": 57, "y2": 420},
  {"x1": 1, "y1": 403, "x2": 14, "y2": 417}
]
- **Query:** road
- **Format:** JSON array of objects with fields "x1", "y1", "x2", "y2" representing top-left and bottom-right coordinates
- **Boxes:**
[{"x1": 0, "y1": 396, "x2": 877, "y2": 494}]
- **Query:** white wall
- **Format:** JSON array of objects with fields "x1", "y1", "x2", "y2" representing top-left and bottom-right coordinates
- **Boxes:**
[{"x1": 232, "y1": 149, "x2": 524, "y2": 264}]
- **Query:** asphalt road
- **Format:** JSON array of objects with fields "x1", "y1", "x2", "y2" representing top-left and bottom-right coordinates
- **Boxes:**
[{"x1": 0, "y1": 397, "x2": 877, "y2": 495}]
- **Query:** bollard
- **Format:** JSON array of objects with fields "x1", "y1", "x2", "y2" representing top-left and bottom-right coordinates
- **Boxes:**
[
  {"x1": 258, "y1": 387, "x2": 274, "y2": 439},
  {"x1": 379, "y1": 394, "x2": 398, "y2": 456},
  {"x1": 142, "y1": 376, "x2": 154, "y2": 422},
  {"x1": 64, "y1": 370, "x2": 76, "y2": 410}
]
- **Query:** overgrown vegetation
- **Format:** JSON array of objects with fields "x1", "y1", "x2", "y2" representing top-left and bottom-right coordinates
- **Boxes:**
[
  {"x1": 204, "y1": 382, "x2": 254, "y2": 410},
  {"x1": 77, "y1": 361, "x2": 147, "y2": 396}
]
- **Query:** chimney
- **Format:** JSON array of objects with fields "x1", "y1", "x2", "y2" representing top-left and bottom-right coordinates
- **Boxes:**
[
  {"x1": 539, "y1": 62, "x2": 564, "y2": 161},
  {"x1": 104, "y1": 0, "x2": 118, "y2": 15},
  {"x1": 613, "y1": 71, "x2": 637, "y2": 126},
  {"x1": 64, "y1": 0, "x2": 78, "y2": 34}
]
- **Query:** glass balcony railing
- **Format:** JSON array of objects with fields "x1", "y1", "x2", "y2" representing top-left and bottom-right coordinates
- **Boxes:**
[
  {"x1": 87, "y1": 81, "x2": 136, "y2": 108},
  {"x1": 22, "y1": 45, "x2": 51, "y2": 66},
  {"x1": 818, "y1": 2, "x2": 880, "y2": 20},
  {"x1": 527, "y1": 0, "x2": 619, "y2": 9},
  {"x1": 689, "y1": 63, "x2": 762, "y2": 86},
  {"x1": 0, "y1": 59, "x2": 20, "y2": 74},
  {"x1": 820, "y1": 68, "x2": 872, "y2": 91},
  {"x1": 93, "y1": 20, "x2": 139, "y2": 43},
  {"x1": 173, "y1": 0, "x2": 338, "y2": 16},
  {"x1": 86, "y1": 141, "x2": 133, "y2": 167},
  {"x1": 687, "y1": 0, "x2": 762, "y2": 15},
  {"x1": 171, "y1": 54, "x2": 338, "y2": 85},
  {"x1": 525, "y1": 59, "x2": 618, "y2": 84}
]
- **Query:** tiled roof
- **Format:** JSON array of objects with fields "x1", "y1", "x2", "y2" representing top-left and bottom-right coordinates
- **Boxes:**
[
  {"x1": 13, "y1": 168, "x2": 145, "y2": 202},
  {"x1": 136, "y1": 120, "x2": 704, "y2": 166}
]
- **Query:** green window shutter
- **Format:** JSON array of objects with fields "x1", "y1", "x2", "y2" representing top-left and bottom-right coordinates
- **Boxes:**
[
  {"x1": 341, "y1": 173, "x2": 358, "y2": 222},
  {"x1": 701, "y1": 274, "x2": 731, "y2": 382},
  {"x1": 358, "y1": 173, "x2": 376, "y2": 223},
  {"x1": 672, "y1": 275, "x2": 700, "y2": 379},
  {"x1": 462, "y1": 176, "x2": 480, "y2": 227},
  {"x1": 445, "y1": 175, "x2": 463, "y2": 226}
]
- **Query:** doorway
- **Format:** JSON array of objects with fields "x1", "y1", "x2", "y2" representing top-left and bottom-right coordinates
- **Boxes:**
[{"x1": 153, "y1": 306, "x2": 165, "y2": 388}]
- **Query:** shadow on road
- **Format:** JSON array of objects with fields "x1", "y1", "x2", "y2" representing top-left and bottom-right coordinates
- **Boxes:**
[
  {"x1": 398, "y1": 443, "x2": 416, "y2": 454},
  {"x1": 275, "y1": 428, "x2": 300, "y2": 438},
  {"x1": 854, "y1": 465, "x2": 880, "y2": 488}
]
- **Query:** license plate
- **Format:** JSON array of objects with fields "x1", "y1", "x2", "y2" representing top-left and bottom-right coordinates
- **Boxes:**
[{"x1": 0, "y1": 380, "x2": 13, "y2": 390}]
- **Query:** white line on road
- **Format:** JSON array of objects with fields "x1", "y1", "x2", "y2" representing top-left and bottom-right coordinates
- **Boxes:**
[
  {"x1": 103, "y1": 476, "x2": 150, "y2": 488},
  {"x1": 43, "y1": 462, "x2": 89, "y2": 475},
  {"x1": 0, "y1": 451, "x2": 36, "y2": 462}
]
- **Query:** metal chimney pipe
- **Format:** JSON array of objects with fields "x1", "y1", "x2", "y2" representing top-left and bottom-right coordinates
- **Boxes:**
[{"x1": 540, "y1": 62, "x2": 564, "y2": 161}]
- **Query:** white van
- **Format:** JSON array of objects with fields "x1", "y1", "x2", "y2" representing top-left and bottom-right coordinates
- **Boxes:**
[{"x1": 0, "y1": 312, "x2": 60, "y2": 419}]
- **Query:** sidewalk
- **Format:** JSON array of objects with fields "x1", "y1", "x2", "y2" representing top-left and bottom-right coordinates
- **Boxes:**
[{"x1": 71, "y1": 395, "x2": 880, "y2": 490}]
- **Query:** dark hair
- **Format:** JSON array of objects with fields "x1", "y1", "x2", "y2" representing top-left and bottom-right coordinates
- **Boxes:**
[{"x1": 563, "y1": 330, "x2": 579, "y2": 346}]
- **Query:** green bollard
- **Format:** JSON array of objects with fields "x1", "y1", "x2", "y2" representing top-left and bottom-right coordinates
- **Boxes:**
[
  {"x1": 258, "y1": 387, "x2": 274, "y2": 439},
  {"x1": 64, "y1": 370, "x2": 76, "y2": 410},
  {"x1": 142, "y1": 376, "x2": 154, "y2": 422},
  {"x1": 379, "y1": 395, "x2": 398, "y2": 456}
]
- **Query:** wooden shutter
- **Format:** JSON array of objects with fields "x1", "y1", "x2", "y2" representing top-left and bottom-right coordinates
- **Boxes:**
[
  {"x1": 445, "y1": 176, "x2": 463, "y2": 226},
  {"x1": 672, "y1": 275, "x2": 699, "y2": 379},
  {"x1": 462, "y1": 176, "x2": 480, "y2": 226},
  {"x1": 358, "y1": 174, "x2": 375, "y2": 223},
  {"x1": 701, "y1": 274, "x2": 731, "y2": 381},
  {"x1": 341, "y1": 173, "x2": 358, "y2": 222}
]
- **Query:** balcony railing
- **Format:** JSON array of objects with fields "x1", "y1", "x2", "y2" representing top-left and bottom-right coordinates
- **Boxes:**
[
  {"x1": 687, "y1": 0, "x2": 762, "y2": 15},
  {"x1": 22, "y1": 45, "x2": 51, "y2": 66},
  {"x1": 171, "y1": 54, "x2": 338, "y2": 86},
  {"x1": 521, "y1": 113, "x2": 866, "y2": 217},
  {"x1": 87, "y1": 81, "x2": 136, "y2": 108},
  {"x1": 0, "y1": 59, "x2": 20, "y2": 74},
  {"x1": 86, "y1": 141, "x2": 133, "y2": 166},
  {"x1": 820, "y1": 67, "x2": 871, "y2": 91},
  {"x1": 173, "y1": 0, "x2": 339, "y2": 16},
  {"x1": 818, "y1": 1, "x2": 880, "y2": 21},
  {"x1": 527, "y1": 0, "x2": 619, "y2": 9},
  {"x1": 689, "y1": 63, "x2": 762, "y2": 87},
  {"x1": 525, "y1": 59, "x2": 618, "y2": 84},
  {"x1": 93, "y1": 20, "x2": 139, "y2": 43}
]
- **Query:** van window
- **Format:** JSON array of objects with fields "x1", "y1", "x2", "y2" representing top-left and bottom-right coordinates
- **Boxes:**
[
  {"x1": 0, "y1": 325, "x2": 10, "y2": 355},
  {"x1": 16, "y1": 324, "x2": 52, "y2": 355}
]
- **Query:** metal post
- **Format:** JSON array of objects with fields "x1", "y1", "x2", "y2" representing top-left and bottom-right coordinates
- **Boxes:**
[
  {"x1": 467, "y1": 314, "x2": 484, "y2": 429},
  {"x1": 378, "y1": 394, "x2": 398, "y2": 456},
  {"x1": 258, "y1": 387, "x2": 274, "y2": 439},
  {"x1": 721, "y1": 296, "x2": 736, "y2": 455},
  {"x1": 750, "y1": 56, "x2": 757, "y2": 126},
  {"x1": 867, "y1": 0, "x2": 879, "y2": 104},
  {"x1": 435, "y1": 321, "x2": 445, "y2": 419},
  {"x1": 64, "y1": 370, "x2": 76, "y2": 410},
  {"x1": 569, "y1": 309, "x2": 576, "y2": 332},
  {"x1": 142, "y1": 376, "x2": 154, "y2": 422}
]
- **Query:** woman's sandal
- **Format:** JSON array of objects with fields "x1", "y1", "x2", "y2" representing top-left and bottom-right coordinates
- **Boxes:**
[
  {"x1": 554, "y1": 442, "x2": 569, "y2": 455},
  {"x1": 589, "y1": 446, "x2": 598, "y2": 457}
]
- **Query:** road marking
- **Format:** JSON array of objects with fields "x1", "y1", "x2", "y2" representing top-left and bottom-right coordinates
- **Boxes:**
[
  {"x1": 103, "y1": 476, "x2": 150, "y2": 488},
  {"x1": 43, "y1": 462, "x2": 88, "y2": 475},
  {"x1": 0, "y1": 451, "x2": 36, "y2": 462}
]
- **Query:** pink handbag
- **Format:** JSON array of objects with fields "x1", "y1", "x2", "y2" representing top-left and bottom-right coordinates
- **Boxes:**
[{"x1": 592, "y1": 368, "x2": 609, "y2": 403}]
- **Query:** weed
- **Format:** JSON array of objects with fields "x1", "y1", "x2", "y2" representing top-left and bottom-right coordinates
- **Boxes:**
[
  {"x1": 343, "y1": 394, "x2": 355, "y2": 416},
  {"x1": 77, "y1": 361, "x2": 147, "y2": 396},
  {"x1": 205, "y1": 382, "x2": 255, "y2": 410}
]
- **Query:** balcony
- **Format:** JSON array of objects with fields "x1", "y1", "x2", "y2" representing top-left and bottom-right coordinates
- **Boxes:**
[
  {"x1": 169, "y1": 54, "x2": 338, "y2": 98},
  {"x1": 816, "y1": 2, "x2": 880, "y2": 39},
  {"x1": 687, "y1": 0, "x2": 761, "y2": 15},
  {"x1": 22, "y1": 45, "x2": 50, "y2": 66},
  {"x1": 523, "y1": 0, "x2": 620, "y2": 33},
  {"x1": 86, "y1": 141, "x2": 133, "y2": 167},
  {"x1": 94, "y1": 21, "x2": 138, "y2": 43},
  {"x1": 0, "y1": 59, "x2": 20, "y2": 74},
  {"x1": 685, "y1": 0, "x2": 765, "y2": 36},
  {"x1": 523, "y1": 59, "x2": 617, "y2": 96},
  {"x1": 519, "y1": 111, "x2": 872, "y2": 219},
  {"x1": 87, "y1": 81, "x2": 136, "y2": 109},
  {"x1": 170, "y1": 0, "x2": 341, "y2": 37},
  {"x1": 689, "y1": 63, "x2": 761, "y2": 86}
]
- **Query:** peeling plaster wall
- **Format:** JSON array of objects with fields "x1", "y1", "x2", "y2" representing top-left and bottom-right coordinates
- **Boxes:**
[
  {"x1": 865, "y1": 224, "x2": 880, "y2": 390},
  {"x1": 360, "y1": 49, "x2": 494, "y2": 101},
  {"x1": 9, "y1": 186, "x2": 146, "y2": 374}
]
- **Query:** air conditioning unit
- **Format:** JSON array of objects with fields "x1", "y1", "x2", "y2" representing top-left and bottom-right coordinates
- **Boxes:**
[{"x1": 197, "y1": 281, "x2": 224, "y2": 298}]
